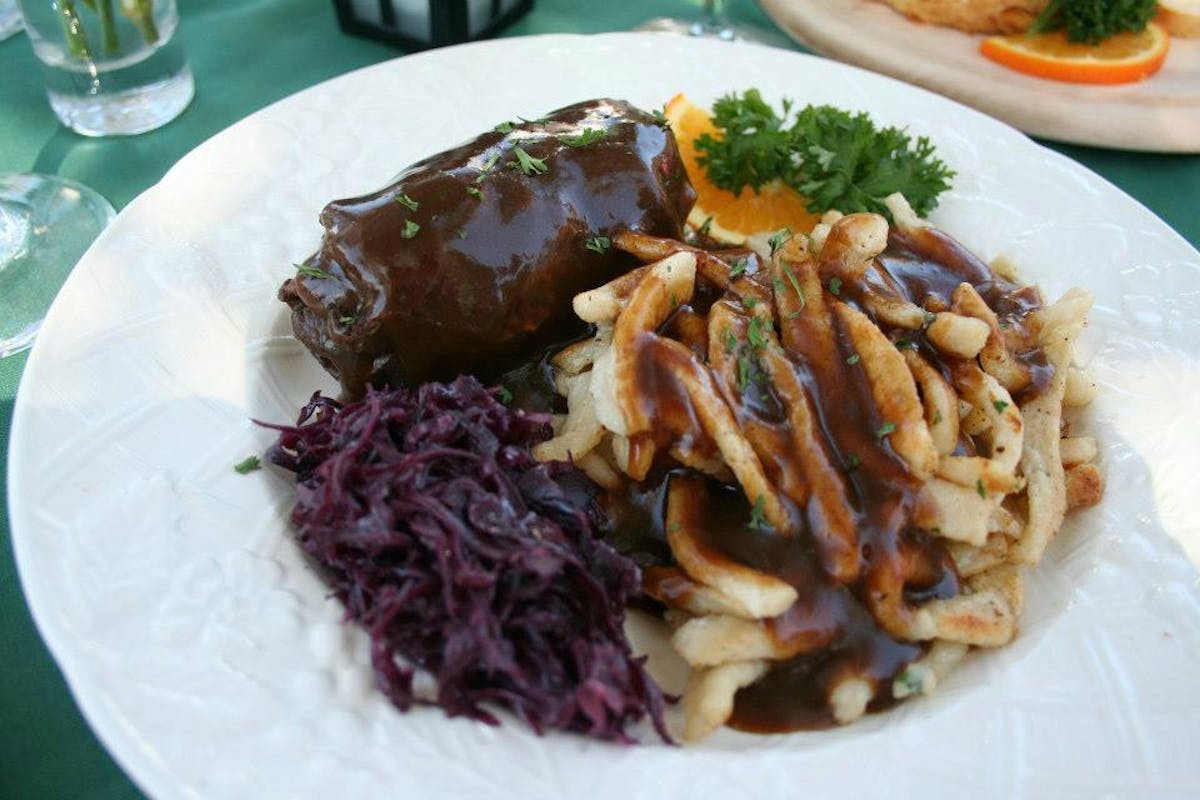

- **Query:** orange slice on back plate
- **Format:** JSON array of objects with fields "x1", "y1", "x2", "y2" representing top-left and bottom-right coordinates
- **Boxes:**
[
  {"x1": 664, "y1": 93, "x2": 822, "y2": 246},
  {"x1": 979, "y1": 22, "x2": 1170, "y2": 85}
]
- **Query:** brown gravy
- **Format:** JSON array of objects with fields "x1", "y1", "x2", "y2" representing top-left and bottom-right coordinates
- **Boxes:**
[
  {"x1": 281, "y1": 99, "x2": 694, "y2": 398},
  {"x1": 591, "y1": 228, "x2": 1048, "y2": 731}
]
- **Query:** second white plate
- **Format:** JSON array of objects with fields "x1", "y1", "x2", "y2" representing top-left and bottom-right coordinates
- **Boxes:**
[{"x1": 759, "y1": 0, "x2": 1200, "y2": 152}]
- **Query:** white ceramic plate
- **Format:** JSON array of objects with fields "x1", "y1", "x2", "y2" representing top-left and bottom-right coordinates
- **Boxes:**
[
  {"x1": 758, "y1": 0, "x2": 1200, "y2": 153},
  {"x1": 10, "y1": 33, "x2": 1200, "y2": 799}
]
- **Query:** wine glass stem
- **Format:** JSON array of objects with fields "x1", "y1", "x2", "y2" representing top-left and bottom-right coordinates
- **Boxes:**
[{"x1": 692, "y1": 0, "x2": 733, "y2": 39}]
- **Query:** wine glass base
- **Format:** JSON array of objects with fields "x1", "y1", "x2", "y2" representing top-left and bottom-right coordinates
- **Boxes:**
[
  {"x1": 636, "y1": 16, "x2": 736, "y2": 40},
  {"x1": 0, "y1": 321, "x2": 41, "y2": 361},
  {"x1": 633, "y1": 16, "x2": 795, "y2": 47},
  {"x1": 0, "y1": 0, "x2": 21, "y2": 42},
  {"x1": 0, "y1": 174, "x2": 116, "y2": 358}
]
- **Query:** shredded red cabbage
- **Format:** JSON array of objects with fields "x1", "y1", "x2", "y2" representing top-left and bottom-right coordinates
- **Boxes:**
[{"x1": 262, "y1": 376, "x2": 670, "y2": 743}]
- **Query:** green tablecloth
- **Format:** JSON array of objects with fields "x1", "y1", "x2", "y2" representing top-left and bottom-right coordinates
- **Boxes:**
[{"x1": 1, "y1": 2, "x2": 1197, "y2": 797}]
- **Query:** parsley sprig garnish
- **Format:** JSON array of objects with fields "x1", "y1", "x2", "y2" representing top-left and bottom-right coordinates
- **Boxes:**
[
  {"x1": 585, "y1": 235, "x2": 611, "y2": 255},
  {"x1": 1031, "y1": 0, "x2": 1156, "y2": 44},
  {"x1": 695, "y1": 89, "x2": 954, "y2": 219}
]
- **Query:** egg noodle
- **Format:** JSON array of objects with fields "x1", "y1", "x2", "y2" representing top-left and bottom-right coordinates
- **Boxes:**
[{"x1": 534, "y1": 194, "x2": 1102, "y2": 740}]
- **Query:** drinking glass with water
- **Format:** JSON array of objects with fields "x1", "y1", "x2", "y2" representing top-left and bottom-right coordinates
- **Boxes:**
[{"x1": 16, "y1": 0, "x2": 193, "y2": 136}]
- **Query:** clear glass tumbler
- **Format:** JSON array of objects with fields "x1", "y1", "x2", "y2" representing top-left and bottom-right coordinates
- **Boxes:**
[
  {"x1": 16, "y1": 0, "x2": 193, "y2": 136},
  {"x1": 0, "y1": 173, "x2": 116, "y2": 357}
]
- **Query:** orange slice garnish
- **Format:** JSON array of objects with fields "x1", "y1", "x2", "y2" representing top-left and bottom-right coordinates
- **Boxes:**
[
  {"x1": 980, "y1": 22, "x2": 1170, "y2": 85},
  {"x1": 664, "y1": 93, "x2": 822, "y2": 245}
]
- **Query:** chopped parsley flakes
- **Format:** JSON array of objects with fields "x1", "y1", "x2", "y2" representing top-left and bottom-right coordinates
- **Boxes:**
[
  {"x1": 508, "y1": 146, "x2": 548, "y2": 176},
  {"x1": 233, "y1": 455, "x2": 261, "y2": 474}
]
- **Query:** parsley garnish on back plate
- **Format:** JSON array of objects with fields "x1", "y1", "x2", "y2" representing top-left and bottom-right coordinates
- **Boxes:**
[
  {"x1": 1031, "y1": 0, "x2": 1158, "y2": 43},
  {"x1": 694, "y1": 89, "x2": 954, "y2": 220}
]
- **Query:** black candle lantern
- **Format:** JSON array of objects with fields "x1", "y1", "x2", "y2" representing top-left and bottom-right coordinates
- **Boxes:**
[{"x1": 333, "y1": 0, "x2": 535, "y2": 51}]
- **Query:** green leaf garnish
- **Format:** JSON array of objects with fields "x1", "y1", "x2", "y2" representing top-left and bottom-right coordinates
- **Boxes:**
[
  {"x1": 508, "y1": 145, "x2": 548, "y2": 176},
  {"x1": 400, "y1": 220, "x2": 420, "y2": 239},
  {"x1": 496, "y1": 385, "x2": 514, "y2": 404},
  {"x1": 747, "y1": 317, "x2": 769, "y2": 351},
  {"x1": 557, "y1": 127, "x2": 607, "y2": 147},
  {"x1": 394, "y1": 193, "x2": 419, "y2": 211},
  {"x1": 696, "y1": 89, "x2": 796, "y2": 196},
  {"x1": 233, "y1": 455, "x2": 261, "y2": 474},
  {"x1": 895, "y1": 670, "x2": 924, "y2": 696},
  {"x1": 729, "y1": 257, "x2": 749, "y2": 279},
  {"x1": 993, "y1": 399, "x2": 1010, "y2": 413},
  {"x1": 846, "y1": 353, "x2": 861, "y2": 365},
  {"x1": 695, "y1": 89, "x2": 954, "y2": 219},
  {"x1": 829, "y1": 277, "x2": 842, "y2": 296},
  {"x1": 738, "y1": 354, "x2": 755, "y2": 392},
  {"x1": 877, "y1": 422, "x2": 896, "y2": 438},
  {"x1": 295, "y1": 263, "x2": 332, "y2": 280},
  {"x1": 585, "y1": 235, "x2": 611, "y2": 255},
  {"x1": 767, "y1": 226, "x2": 793, "y2": 257},
  {"x1": 724, "y1": 328, "x2": 738, "y2": 354},
  {"x1": 976, "y1": 479, "x2": 987, "y2": 499},
  {"x1": 495, "y1": 120, "x2": 516, "y2": 134},
  {"x1": 466, "y1": 186, "x2": 484, "y2": 200},
  {"x1": 748, "y1": 495, "x2": 772, "y2": 531},
  {"x1": 780, "y1": 261, "x2": 805, "y2": 309},
  {"x1": 843, "y1": 453, "x2": 861, "y2": 472},
  {"x1": 698, "y1": 216, "x2": 714, "y2": 237},
  {"x1": 1030, "y1": 0, "x2": 1156, "y2": 44}
]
